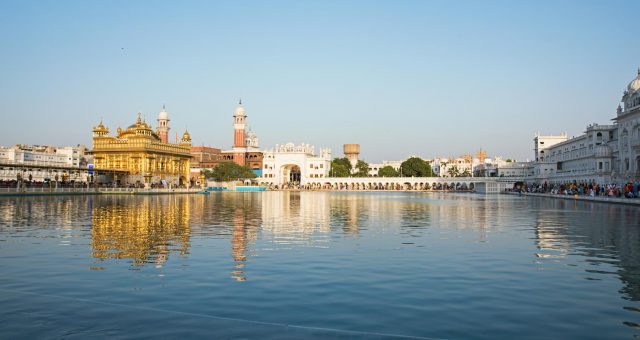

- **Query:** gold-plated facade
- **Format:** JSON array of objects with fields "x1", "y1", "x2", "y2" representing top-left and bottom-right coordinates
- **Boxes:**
[
  {"x1": 91, "y1": 195, "x2": 191, "y2": 266},
  {"x1": 92, "y1": 114, "x2": 192, "y2": 187}
]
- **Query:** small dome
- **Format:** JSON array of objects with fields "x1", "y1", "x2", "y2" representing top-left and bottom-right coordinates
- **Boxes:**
[
  {"x1": 234, "y1": 105, "x2": 246, "y2": 116},
  {"x1": 234, "y1": 99, "x2": 246, "y2": 116},
  {"x1": 181, "y1": 130, "x2": 191, "y2": 143},
  {"x1": 628, "y1": 69, "x2": 640, "y2": 93},
  {"x1": 158, "y1": 106, "x2": 169, "y2": 120}
]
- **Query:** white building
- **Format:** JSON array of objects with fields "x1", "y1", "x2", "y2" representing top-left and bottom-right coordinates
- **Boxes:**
[
  {"x1": 497, "y1": 161, "x2": 534, "y2": 178},
  {"x1": 260, "y1": 143, "x2": 331, "y2": 187},
  {"x1": 0, "y1": 144, "x2": 88, "y2": 167},
  {"x1": 528, "y1": 69, "x2": 640, "y2": 186},
  {"x1": 0, "y1": 144, "x2": 90, "y2": 183},
  {"x1": 615, "y1": 69, "x2": 640, "y2": 182},
  {"x1": 368, "y1": 160, "x2": 402, "y2": 176}
]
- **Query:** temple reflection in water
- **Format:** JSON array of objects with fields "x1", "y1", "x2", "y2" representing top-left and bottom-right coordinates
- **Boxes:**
[
  {"x1": 83, "y1": 192, "x2": 640, "y2": 302},
  {"x1": 91, "y1": 195, "x2": 191, "y2": 267}
]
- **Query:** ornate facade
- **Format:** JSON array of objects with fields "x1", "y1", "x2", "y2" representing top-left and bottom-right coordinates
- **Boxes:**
[
  {"x1": 92, "y1": 109, "x2": 192, "y2": 188},
  {"x1": 259, "y1": 143, "x2": 332, "y2": 186},
  {"x1": 528, "y1": 68, "x2": 640, "y2": 185}
]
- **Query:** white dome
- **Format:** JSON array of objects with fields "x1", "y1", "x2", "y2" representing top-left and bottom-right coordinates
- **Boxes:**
[
  {"x1": 628, "y1": 69, "x2": 640, "y2": 93},
  {"x1": 234, "y1": 105, "x2": 246, "y2": 116},
  {"x1": 158, "y1": 107, "x2": 169, "y2": 120},
  {"x1": 629, "y1": 78, "x2": 640, "y2": 93}
]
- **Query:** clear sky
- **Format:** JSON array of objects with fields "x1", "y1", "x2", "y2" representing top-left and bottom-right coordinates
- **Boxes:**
[{"x1": 1, "y1": 0, "x2": 638, "y2": 163}]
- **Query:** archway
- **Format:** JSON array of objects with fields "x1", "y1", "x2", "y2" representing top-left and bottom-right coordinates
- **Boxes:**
[{"x1": 281, "y1": 164, "x2": 301, "y2": 184}]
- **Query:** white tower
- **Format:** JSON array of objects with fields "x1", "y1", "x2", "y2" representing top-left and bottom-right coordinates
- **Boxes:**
[{"x1": 157, "y1": 105, "x2": 170, "y2": 144}]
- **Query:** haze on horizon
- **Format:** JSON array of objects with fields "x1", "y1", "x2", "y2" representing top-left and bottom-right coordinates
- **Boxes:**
[{"x1": 0, "y1": 1, "x2": 639, "y2": 163}]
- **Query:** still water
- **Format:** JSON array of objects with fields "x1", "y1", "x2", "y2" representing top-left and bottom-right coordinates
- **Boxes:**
[{"x1": 0, "y1": 192, "x2": 639, "y2": 339}]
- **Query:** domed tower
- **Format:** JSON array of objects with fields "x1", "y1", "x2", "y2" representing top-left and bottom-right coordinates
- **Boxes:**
[
  {"x1": 233, "y1": 99, "x2": 247, "y2": 148},
  {"x1": 181, "y1": 130, "x2": 191, "y2": 145},
  {"x1": 245, "y1": 129, "x2": 259, "y2": 148},
  {"x1": 157, "y1": 105, "x2": 170, "y2": 144},
  {"x1": 621, "y1": 68, "x2": 640, "y2": 115},
  {"x1": 233, "y1": 99, "x2": 247, "y2": 166},
  {"x1": 92, "y1": 121, "x2": 109, "y2": 138}
]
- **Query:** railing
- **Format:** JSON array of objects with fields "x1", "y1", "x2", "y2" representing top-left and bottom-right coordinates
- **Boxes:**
[
  {"x1": 0, "y1": 161, "x2": 84, "y2": 170},
  {"x1": 0, "y1": 187, "x2": 201, "y2": 194},
  {"x1": 0, "y1": 187, "x2": 97, "y2": 193}
]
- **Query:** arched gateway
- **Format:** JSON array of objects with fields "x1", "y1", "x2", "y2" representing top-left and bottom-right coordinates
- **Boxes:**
[{"x1": 281, "y1": 164, "x2": 301, "y2": 184}]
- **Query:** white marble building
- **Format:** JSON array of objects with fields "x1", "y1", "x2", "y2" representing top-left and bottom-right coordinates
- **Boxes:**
[
  {"x1": 259, "y1": 143, "x2": 332, "y2": 186},
  {"x1": 615, "y1": 69, "x2": 640, "y2": 182},
  {"x1": 528, "y1": 69, "x2": 640, "y2": 185}
]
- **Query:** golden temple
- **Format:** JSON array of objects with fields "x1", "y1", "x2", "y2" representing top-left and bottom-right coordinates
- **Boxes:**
[{"x1": 92, "y1": 113, "x2": 192, "y2": 188}]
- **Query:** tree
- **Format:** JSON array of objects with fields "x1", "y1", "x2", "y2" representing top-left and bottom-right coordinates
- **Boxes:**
[
  {"x1": 447, "y1": 165, "x2": 460, "y2": 178},
  {"x1": 203, "y1": 162, "x2": 256, "y2": 182},
  {"x1": 460, "y1": 169, "x2": 472, "y2": 177},
  {"x1": 400, "y1": 157, "x2": 435, "y2": 177},
  {"x1": 378, "y1": 166, "x2": 399, "y2": 177},
  {"x1": 330, "y1": 158, "x2": 352, "y2": 177},
  {"x1": 354, "y1": 160, "x2": 370, "y2": 177}
]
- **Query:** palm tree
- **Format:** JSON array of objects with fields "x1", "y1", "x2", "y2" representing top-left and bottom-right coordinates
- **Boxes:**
[{"x1": 447, "y1": 165, "x2": 460, "y2": 178}]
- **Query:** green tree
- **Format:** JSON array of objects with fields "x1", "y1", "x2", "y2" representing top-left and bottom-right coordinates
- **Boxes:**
[
  {"x1": 460, "y1": 169, "x2": 472, "y2": 177},
  {"x1": 204, "y1": 162, "x2": 256, "y2": 182},
  {"x1": 354, "y1": 160, "x2": 370, "y2": 177},
  {"x1": 447, "y1": 165, "x2": 460, "y2": 178},
  {"x1": 378, "y1": 165, "x2": 399, "y2": 177},
  {"x1": 330, "y1": 158, "x2": 352, "y2": 177},
  {"x1": 400, "y1": 157, "x2": 434, "y2": 177}
]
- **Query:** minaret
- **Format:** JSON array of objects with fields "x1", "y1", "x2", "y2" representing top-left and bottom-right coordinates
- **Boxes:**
[
  {"x1": 157, "y1": 105, "x2": 170, "y2": 144},
  {"x1": 232, "y1": 99, "x2": 247, "y2": 166}
]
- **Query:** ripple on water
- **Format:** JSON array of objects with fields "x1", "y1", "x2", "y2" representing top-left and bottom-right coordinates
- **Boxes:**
[{"x1": 0, "y1": 193, "x2": 639, "y2": 339}]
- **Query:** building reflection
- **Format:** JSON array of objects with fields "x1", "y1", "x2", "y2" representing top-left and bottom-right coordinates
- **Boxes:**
[
  {"x1": 0, "y1": 196, "x2": 93, "y2": 238},
  {"x1": 189, "y1": 193, "x2": 262, "y2": 281},
  {"x1": 531, "y1": 198, "x2": 640, "y2": 303},
  {"x1": 261, "y1": 191, "x2": 330, "y2": 243},
  {"x1": 91, "y1": 195, "x2": 190, "y2": 267}
]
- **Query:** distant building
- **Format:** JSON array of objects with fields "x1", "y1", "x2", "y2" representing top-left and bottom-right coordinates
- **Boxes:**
[
  {"x1": 191, "y1": 146, "x2": 224, "y2": 168},
  {"x1": 259, "y1": 143, "x2": 331, "y2": 186},
  {"x1": 0, "y1": 144, "x2": 90, "y2": 183},
  {"x1": 368, "y1": 160, "x2": 402, "y2": 176}
]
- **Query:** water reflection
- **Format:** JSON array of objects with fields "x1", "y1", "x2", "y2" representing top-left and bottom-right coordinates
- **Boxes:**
[
  {"x1": 1, "y1": 192, "x2": 640, "y2": 337},
  {"x1": 530, "y1": 198, "x2": 640, "y2": 303},
  {"x1": 91, "y1": 196, "x2": 190, "y2": 267}
]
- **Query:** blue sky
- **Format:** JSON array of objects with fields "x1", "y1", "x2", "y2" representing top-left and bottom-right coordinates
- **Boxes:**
[{"x1": 0, "y1": 0, "x2": 638, "y2": 162}]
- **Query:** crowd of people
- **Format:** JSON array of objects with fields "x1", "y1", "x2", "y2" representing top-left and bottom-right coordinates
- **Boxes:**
[{"x1": 517, "y1": 181, "x2": 640, "y2": 199}]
